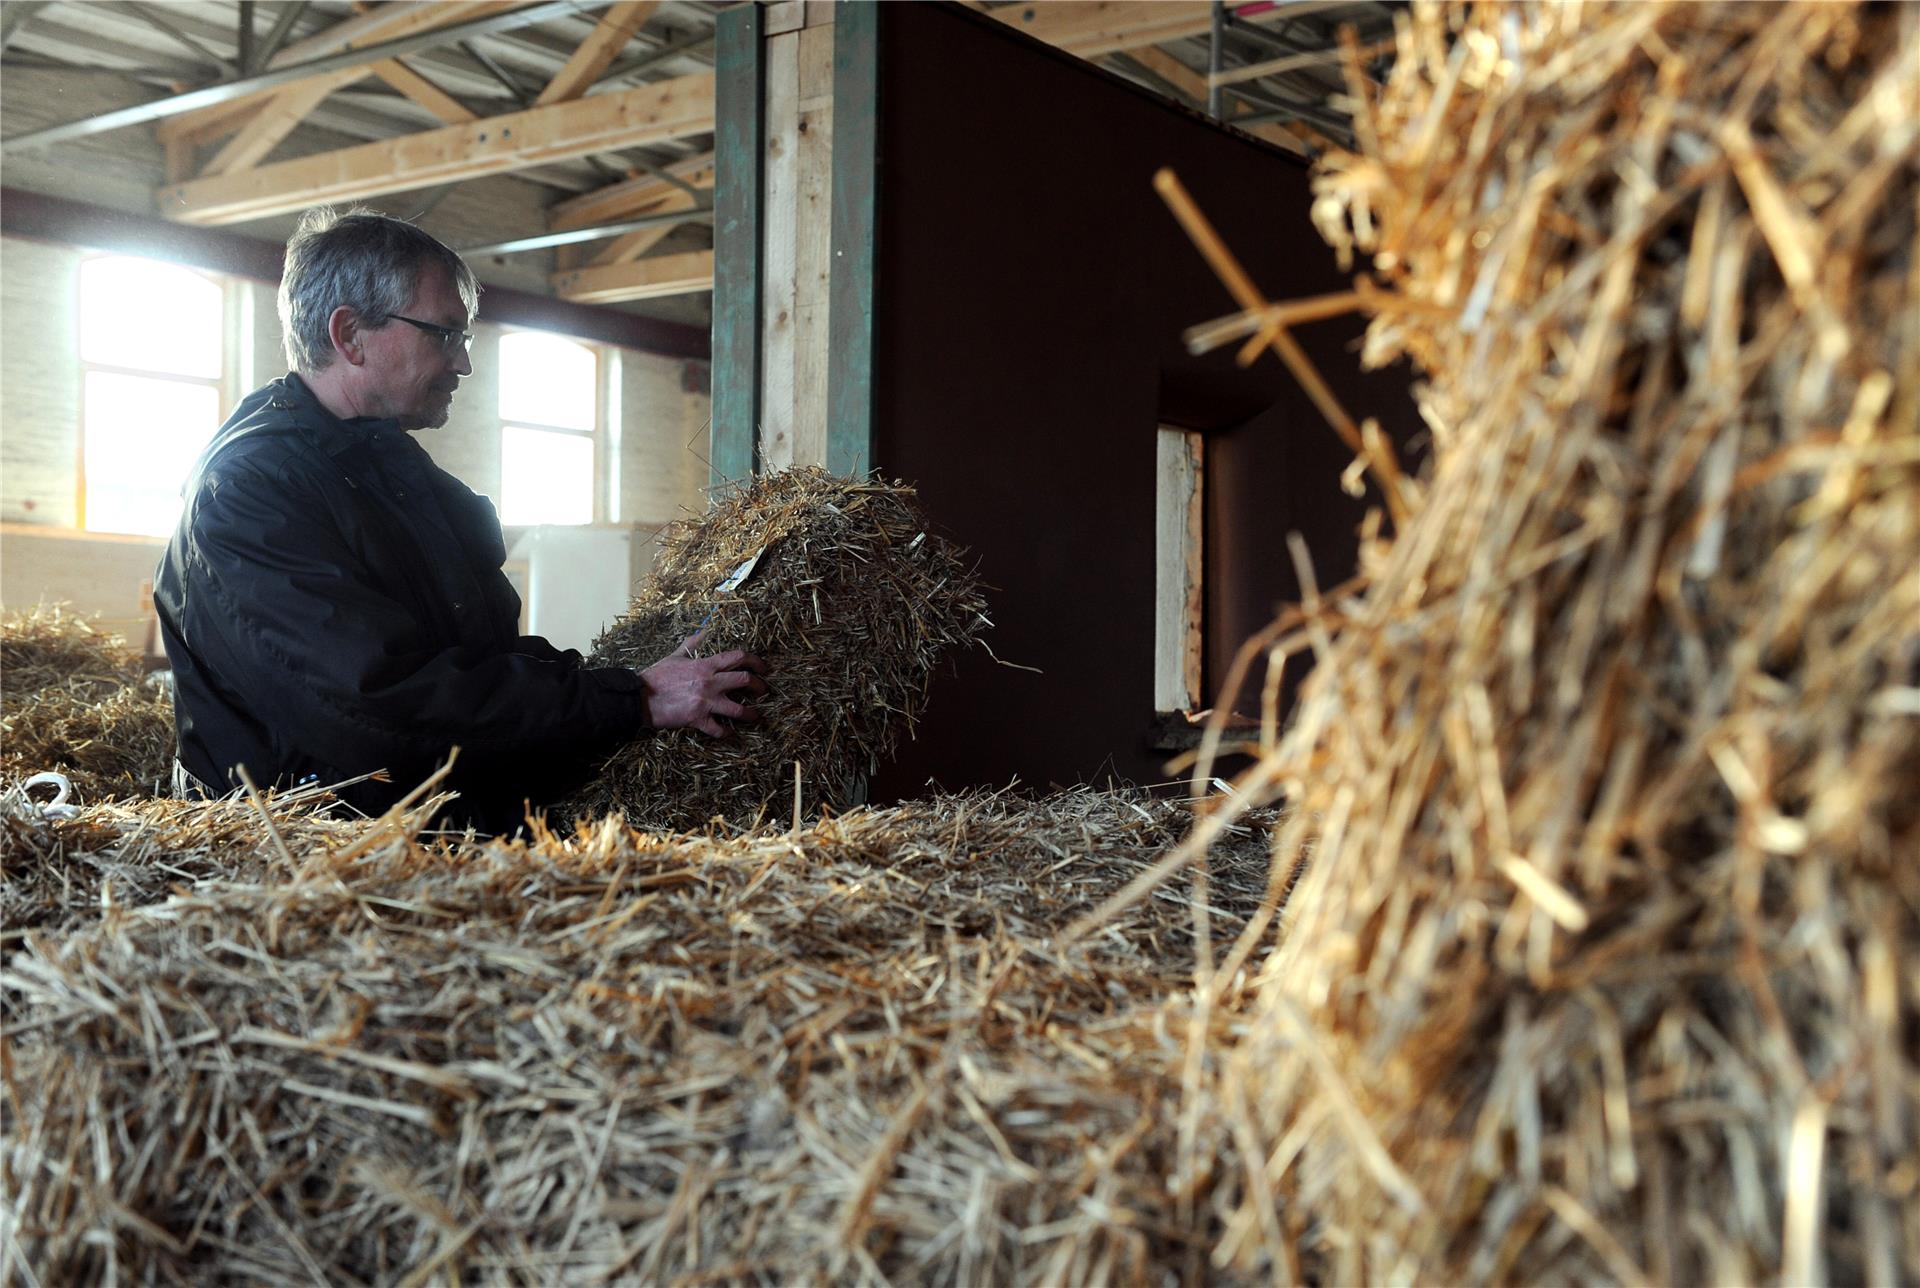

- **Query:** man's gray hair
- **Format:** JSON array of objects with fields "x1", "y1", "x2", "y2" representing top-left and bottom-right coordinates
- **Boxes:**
[{"x1": 277, "y1": 206, "x2": 481, "y2": 375}]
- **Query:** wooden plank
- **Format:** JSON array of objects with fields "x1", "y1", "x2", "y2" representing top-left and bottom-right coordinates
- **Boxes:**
[
  {"x1": 796, "y1": 21, "x2": 834, "y2": 110},
  {"x1": 759, "y1": 27, "x2": 800, "y2": 471},
  {"x1": 551, "y1": 249, "x2": 714, "y2": 303},
  {"x1": 1123, "y1": 43, "x2": 1207, "y2": 100},
  {"x1": 589, "y1": 221, "x2": 680, "y2": 266},
  {"x1": 1209, "y1": 43, "x2": 1360, "y2": 89},
  {"x1": 1118, "y1": 45, "x2": 1312, "y2": 156},
  {"x1": 157, "y1": 73, "x2": 716, "y2": 226},
  {"x1": 991, "y1": 2, "x2": 1211, "y2": 57},
  {"x1": 160, "y1": 1, "x2": 530, "y2": 148},
  {"x1": 1154, "y1": 427, "x2": 1204, "y2": 712},
  {"x1": 203, "y1": 73, "x2": 357, "y2": 176},
  {"x1": 793, "y1": 105, "x2": 832, "y2": 312},
  {"x1": 532, "y1": 0, "x2": 659, "y2": 106},
  {"x1": 710, "y1": 2, "x2": 763, "y2": 490},
  {"x1": 580, "y1": 186, "x2": 707, "y2": 264},
  {"x1": 154, "y1": 96, "x2": 258, "y2": 147},
  {"x1": 371, "y1": 57, "x2": 477, "y2": 124},
  {"x1": 763, "y1": 1, "x2": 806, "y2": 39},
  {"x1": 825, "y1": 0, "x2": 877, "y2": 480},
  {"x1": 269, "y1": 2, "x2": 523, "y2": 67},
  {"x1": 790, "y1": 102, "x2": 832, "y2": 468},
  {"x1": 163, "y1": 132, "x2": 194, "y2": 183},
  {"x1": 992, "y1": 1, "x2": 1342, "y2": 59},
  {"x1": 548, "y1": 152, "x2": 713, "y2": 231}
]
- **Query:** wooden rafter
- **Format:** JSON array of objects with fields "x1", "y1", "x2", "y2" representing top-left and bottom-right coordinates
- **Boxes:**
[
  {"x1": 157, "y1": 1, "x2": 531, "y2": 156},
  {"x1": 202, "y1": 69, "x2": 363, "y2": 175},
  {"x1": 588, "y1": 221, "x2": 681, "y2": 266},
  {"x1": 551, "y1": 249, "x2": 714, "y2": 302},
  {"x1": 156, "y1": 72, "x2": 715, "y2": 225},
  {"x1": 548, "y1": 151, "x2": 714, "y2": 231},
  {"x1": 532, "y1": 0, "x2": 659, "y2": 106},
  {"x1": 371, "y1": 58, "x2": 478, "y2": 124},
  {"x1": 1116, "y1": 45, "x2": 1319, "y2": 155},
  {"x1": 991, "y1": 1, "x2": 1342, "y2": 59}
]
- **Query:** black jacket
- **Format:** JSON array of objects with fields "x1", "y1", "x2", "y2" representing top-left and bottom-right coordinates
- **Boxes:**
[{"x1": 155, "y1": 374, "x2": 648, "y2": 833}]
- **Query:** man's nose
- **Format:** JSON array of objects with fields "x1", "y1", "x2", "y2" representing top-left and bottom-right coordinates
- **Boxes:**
[{"x1": 452, "y1": 343, "x2": 473, "y2": 377}]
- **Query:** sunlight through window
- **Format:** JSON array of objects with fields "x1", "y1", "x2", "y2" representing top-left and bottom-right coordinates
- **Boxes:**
[
  {"x1": 78, "y1": 256, "x2": 225, "y2": 536},
  {"x1": 498, "y1": 330, "x2": 598, "y2": 526}
]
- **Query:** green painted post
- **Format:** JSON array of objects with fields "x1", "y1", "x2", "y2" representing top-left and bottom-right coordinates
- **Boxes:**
[
  {"x1": 710, "y1": 2, "x2": 764, "y2": 494},
  {"x1": 826, "y1": 0, "x2": 879, "y2": 479}
]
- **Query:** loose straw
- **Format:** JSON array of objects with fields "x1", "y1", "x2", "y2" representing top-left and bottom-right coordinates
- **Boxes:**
[{"x1": 1153, "y1": 167, "x2": 1410, "y2": 526}]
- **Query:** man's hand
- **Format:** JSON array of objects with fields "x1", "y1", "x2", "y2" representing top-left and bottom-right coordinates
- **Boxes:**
[{"x1": 639, "y1": 632, "x2": 768, "y2": 736}]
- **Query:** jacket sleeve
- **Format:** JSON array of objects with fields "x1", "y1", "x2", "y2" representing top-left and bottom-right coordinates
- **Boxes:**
[{"x1": 181, "y1": 458, "x2": 650, "y2": 778}]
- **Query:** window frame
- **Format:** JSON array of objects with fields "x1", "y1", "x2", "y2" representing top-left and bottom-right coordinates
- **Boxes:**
[
  {"x1": 495, "y1": 327, "x2": 606, "y2": 528},
  {"x1": 74, "y1": 253, "x2": 233, "y2": 536}
]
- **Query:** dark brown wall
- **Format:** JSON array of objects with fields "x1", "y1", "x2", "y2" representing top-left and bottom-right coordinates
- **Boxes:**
[{"x1": 868, "y1": 4, "x2": 1418, "y2": 799}]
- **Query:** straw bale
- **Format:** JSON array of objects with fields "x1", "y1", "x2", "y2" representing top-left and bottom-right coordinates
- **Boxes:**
[
  {"x1": 0, "y1": 783, "x2": 358, "y2": 947},
  {"x1": 1, "y1": 605, "x2": 175, "y2": 804},
  {"x1": 1175, "y1": 2, "x2": 1920, "y2": 1283},
  {"x1": 573, "y1": 467, "x2": 992, "y2": 831},
  {"x1": 3, "y1": 786, "x2": 1276, "y2": 1283}
]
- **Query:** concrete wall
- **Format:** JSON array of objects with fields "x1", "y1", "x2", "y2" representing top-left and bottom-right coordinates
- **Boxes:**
[{"x1": 0, "y1": 233, "x2": 711, "y2": 643}]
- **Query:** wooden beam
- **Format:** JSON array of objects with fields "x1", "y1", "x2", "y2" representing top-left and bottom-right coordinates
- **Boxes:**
[
  {"x1": 551, "y1": 249, "x2": 713, "y2": 302},
  {"x1": 1154, "y1": 426, "x2": 1205, "y2": 712},
  {"x1": 159, "y1": 0, "x2": 529, "y2": 147},
  {"x1": 371, "y1": 57, "x2": 477, "y2": 123},
  {"x1": 589, "y1": 222, "x2": 680, "y2": 266},
  {"x1": 153, "y1": 95, "x2": 263, "y2": 147},
  {"x1": 825, "y1": 0, "x2": 878, "y2": 478},
  {"x1": 202, "y1": 71, "x2": 361, "y2": 176},
  {"x1": 990, "y1": 1, "x2": 1339, "y2": 59},
  {"x1": 157, "y1": 72, "x2": 716, "y2": 226},
  {"x1": 3, "y1": 185, "x2": 708, "y2": 357},
  {"x1": 1116, "y1": 45, "x2": 1315, "y2": 155},
  {"x1": 547, "y1": 152, "x2": 713, "y2": 230},
  {"x1": 164, "y1": 132, "x2": 195, "y2": 183},
  {"x1": 990, "y1": 2, "x2": 1213, "y2": 57},
  {"x1": 532, "y1": 0, "x2": 659, "y2": 106},
  {"x1": 574, "y1": 184, "x2": 705, "y2": 264},
  {"x1": 710, "y1": 1, "x2": 763, "y2": 490},
  {"x1": 270, "y1": 0, "x2": 530, "y2": 69}
]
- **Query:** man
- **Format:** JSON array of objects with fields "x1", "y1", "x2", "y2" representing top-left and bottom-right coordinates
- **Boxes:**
[{"x1": 155, "y1": 207, "x2": 764, "y2": 833}]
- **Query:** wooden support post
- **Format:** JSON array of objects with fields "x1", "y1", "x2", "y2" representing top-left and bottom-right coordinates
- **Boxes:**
[
  {"x1": 825, "y1": 0, "x2": 878, "y2": 480},
  {"x1": 710, "y1": 2, "x2": 764, "y2": 492},
  {"x1": 1154, "y1": 427, "x2": 1205, "y2": 711}
]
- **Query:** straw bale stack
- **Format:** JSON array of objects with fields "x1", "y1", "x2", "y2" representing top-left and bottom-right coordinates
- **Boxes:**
[
  {"x1": 0, "y1": 605, "x2": 174, "y2": 804},
  {"x1": 1184, "y1": 2, "x2": 1919, "y2": 1283},
  {"x1": 574, "y1": 467, "x2": 991, "y2": 830},
  {"x1": 2, "y1": 787, "x2": 1273, "y2": 1283},
  {"x1": 0, "y1": 782, "x2": 359, "y2": 946}
]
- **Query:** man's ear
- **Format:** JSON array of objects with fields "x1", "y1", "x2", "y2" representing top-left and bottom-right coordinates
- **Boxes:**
[{"x1": 327, "y1": 305, "x2": 368, "y2": 367}]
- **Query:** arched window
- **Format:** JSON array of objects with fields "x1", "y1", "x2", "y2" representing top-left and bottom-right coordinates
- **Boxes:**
[
  {"x1": 78, "y1": 256, "x2": 226, "y2": 535},
  {"x1": 497, "y1": 329, "x2": 598, "y2": 526}
]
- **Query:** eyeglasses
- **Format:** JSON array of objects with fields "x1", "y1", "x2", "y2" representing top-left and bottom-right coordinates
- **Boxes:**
[{"x1": 387, "y1": 314, "x2": 474, "y2": 354}]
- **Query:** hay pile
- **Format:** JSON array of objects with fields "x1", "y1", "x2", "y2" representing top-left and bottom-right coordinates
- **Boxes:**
[
  {"x1": 3, "y1": 786, "x2": 1275, "y2": 1283},
  {"x1": 1172, "y1": 2, "x2": 1919, "y2": 1283},
  {"x1": 1, "y1": 604, "x2": 174, "y2": 804},
  {"x1": 0, "y1": 782, "x2": 359, "y2": 946},
  {"x1": 576, "y1": 467, "x2": 992, "y2": 830}
]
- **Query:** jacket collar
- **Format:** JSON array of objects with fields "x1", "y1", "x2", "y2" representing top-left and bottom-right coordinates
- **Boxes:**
[{"x1": 272, "y1": 373, "x2": 408, "y2": 460}]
